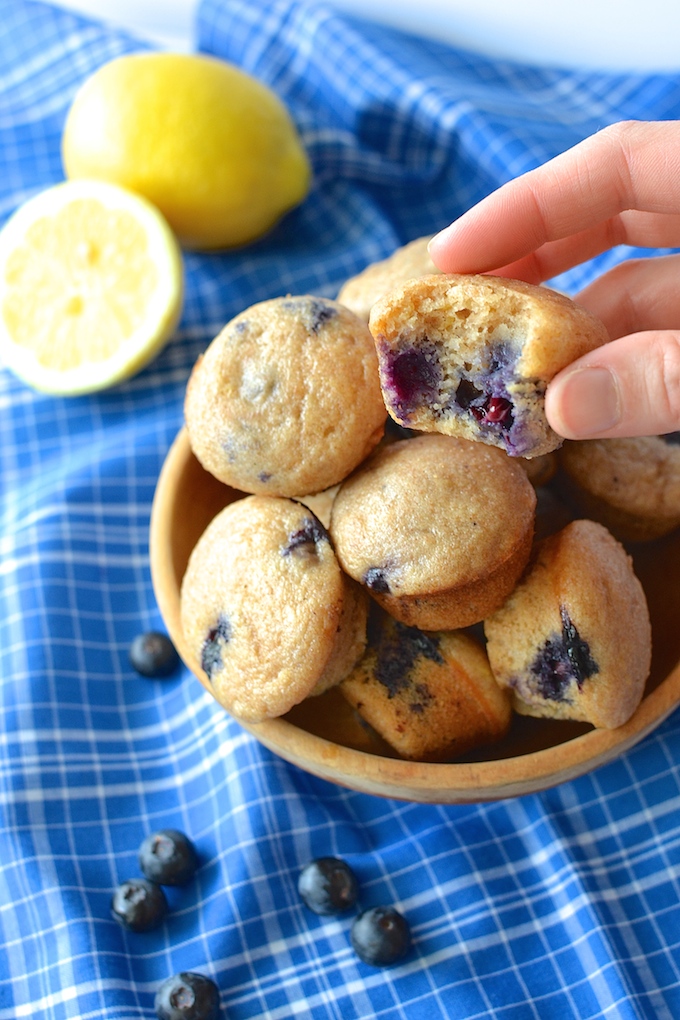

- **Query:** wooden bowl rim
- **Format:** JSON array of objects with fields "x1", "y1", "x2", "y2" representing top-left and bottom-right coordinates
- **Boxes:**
[{"x1": 150, "y1": 427, "x2": 680, "y2": 803}]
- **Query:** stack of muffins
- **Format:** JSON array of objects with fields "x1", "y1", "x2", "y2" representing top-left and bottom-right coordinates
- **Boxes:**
[{"x1": 179, "y1": 241, "x2": 662, "y2": 762}]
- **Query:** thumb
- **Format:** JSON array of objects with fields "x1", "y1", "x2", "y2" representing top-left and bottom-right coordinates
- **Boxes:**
[{"x1": 545, "y1": 331, "x2": 680, "y2": 440}]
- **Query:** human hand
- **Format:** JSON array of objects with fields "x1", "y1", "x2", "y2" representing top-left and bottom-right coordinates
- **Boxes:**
[{"x1": 427, "y1": 120, "x2": 680, "y2": 440}]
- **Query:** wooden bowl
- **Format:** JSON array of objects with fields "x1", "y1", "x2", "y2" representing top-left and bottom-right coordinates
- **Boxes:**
[{"x1": 150, "y1": 427, "x2": 680, "y2": 803}]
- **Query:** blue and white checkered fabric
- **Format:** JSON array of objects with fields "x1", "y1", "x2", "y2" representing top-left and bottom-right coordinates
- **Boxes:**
[{"x1": 1, "y1": 1, "x2": 680, "y2": 1016}]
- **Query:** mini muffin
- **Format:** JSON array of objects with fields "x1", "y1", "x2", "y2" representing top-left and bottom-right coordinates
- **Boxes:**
[
  {"x1": 180, "y1": 496, "x2": 368, "y2": 722},
  {"x1": 329, "y1": 434, "x2": 537, "y2": 630},
  {"x1": 558, "y1": 434, "x2": 680, "y2": 542},
  {"x1": 185, "y1": 295, "x2": 386, "y2": 497},
  {"x1": 337, "y1": 235, "x2": 439, "y2": 321},
  {"x1": 519, "y1": 451, "x2": 557, "y2": 488},
  {"x1": 295, "y1": 484, "x2": 340, "y2": 529},
  {"x1": 369, "y1": 274, "x2": 609, "y2": 459},
  {"x1": 484, "y1": 519, "x2": 652, "y2": 729},
  {"x1": 340, "y1": 609, "x2": 511, "y2": 761}
]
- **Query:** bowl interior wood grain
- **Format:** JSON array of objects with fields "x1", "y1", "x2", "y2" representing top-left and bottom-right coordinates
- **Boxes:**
[{"x1": 150, "y1": 427, "x2": 680, "y2": 803}]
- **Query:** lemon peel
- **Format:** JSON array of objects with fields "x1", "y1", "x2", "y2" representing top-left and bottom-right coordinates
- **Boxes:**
[{"x1": 0, "y1": 179, "x2": 183, "y2": 395}]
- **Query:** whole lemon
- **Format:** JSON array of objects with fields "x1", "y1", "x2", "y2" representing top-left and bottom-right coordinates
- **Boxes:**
[{"x1": 62, "y1": 52, "x2": 311, "y2": 250}]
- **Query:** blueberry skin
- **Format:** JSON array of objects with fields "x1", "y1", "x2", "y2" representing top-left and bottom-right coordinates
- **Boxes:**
[
  {"x1": 298, "y1": 857, "x2": 359, "y2": 915},
  {"x1": 129, "y1": 632, "x2": 180, "y2": 678},
  {"x1": 350, "y1": 905, "x2": 412, "y2": 966},
  {"x1": 154, "y1": 972, "x2": 221, "y2": 1020},
  {"x1": 139, "y1": 829, "x2": 199, "y2": 887},
  {"x1": 111, "y1": 878, "x2": 168, "y2": 932}
]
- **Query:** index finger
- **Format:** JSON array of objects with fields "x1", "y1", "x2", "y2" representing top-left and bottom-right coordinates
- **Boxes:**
[{"x1": 428, "y1": 120, "x2": 680, "y2": 275}]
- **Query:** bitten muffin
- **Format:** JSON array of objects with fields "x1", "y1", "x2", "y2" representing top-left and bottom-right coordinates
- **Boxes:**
[
  {"x1": 180, "y1": 496, "x2": 368, "y2": 722},
  {"x1": 184, "y1": 295, "x2": 386, "y2": 497},
  {"x1": 558, "y1": 434, "x2": 680, "y2": 542},
  {"x1": 484, "y1": 519, "x2": 652, "y2": 728},
  {"x1": 329, "y1": 434, "x2": 537, "y2": 630},
  {"x1": 340, "y1": 609, "x2": 511, "y2": 761},
  {"x1": 337, "y1": 235, "x2": 439, "y2": 322},
  {"x1": 369, "y1": 273, "x2": 609, "y2": 459}
]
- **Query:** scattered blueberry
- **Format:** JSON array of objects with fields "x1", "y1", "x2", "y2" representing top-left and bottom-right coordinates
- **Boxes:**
[
  {"x1": 111, "y1": 877, "x2": 168, "y2": 932},
  {"x1": 129, "y1": 632, "x2": 180, "y2": 678},
  {"x1": 154, "y1": 972, "x2": 221, "y2": 1020},
  {"x1": 298, "y1": 857, "x2": 359, "y2": 916},
  {"x1": 139, "y1": 829, "x2": 199, "y2": 887},
  {"x1": 350, "y1": 905, "x2": 412, "y2": 966},
  {"x1": 661, "y1": 431, "x2": 680, "y2": 445}
]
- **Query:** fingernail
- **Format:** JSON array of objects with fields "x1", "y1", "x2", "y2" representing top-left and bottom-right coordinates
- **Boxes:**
[{"x1": 550, "y1": 365, "x2": 621, "y2": 438}]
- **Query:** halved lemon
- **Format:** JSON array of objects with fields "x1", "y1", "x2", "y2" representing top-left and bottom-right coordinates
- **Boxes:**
[{"x1": 0, "y1": 179, "x2": 183, "y2": 395}]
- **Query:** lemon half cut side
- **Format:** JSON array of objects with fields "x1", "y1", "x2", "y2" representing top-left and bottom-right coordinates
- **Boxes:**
[{"x1": 0, "y1": 179, "x2": 184, "y2": 395}]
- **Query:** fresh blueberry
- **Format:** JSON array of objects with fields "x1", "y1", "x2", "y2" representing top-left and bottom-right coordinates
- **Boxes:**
[
  {"x1": 298, "y1": 856, "x2": 359, "y2": 916},
  {"x1": 154, "y1": 972, "x2": 221, "y2": 1020},
  {"x1": 129, "y1": 632, "x2": 180, "y2": 678},
  {"x1": 139, "y1": 829, "x2": 199, "y2": 887},
  {"x1": 661, "y1": 431, "x2": 680, "y2": 445},
  {"x1": 111, "y1": 877, "x2": 168, "y2": 932},
  {"x1": 350, "y1": 905, "x2": 412, "y2": 966}
]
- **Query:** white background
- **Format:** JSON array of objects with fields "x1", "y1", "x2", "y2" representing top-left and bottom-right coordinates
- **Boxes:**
[{"x1": 52, "y1": 0, "x2": 680, "y2": 72}]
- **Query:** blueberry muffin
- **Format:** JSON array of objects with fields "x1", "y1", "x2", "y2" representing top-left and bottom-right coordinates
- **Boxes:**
[
  {"x1": 184, "y1": 295, "x2": 386, "y2": 497},
  {"x1": 340, "y1": 610, "x2": 511, "y2": 761},
  {"x1": 329, "y1": 433, "x2": 536, "y2": 631},
  {"x1": 295, "y1": 484, "x2": 340, "y2": 529},
  {"x1": 558, "y1": 434, "x2": 680, "y2": 542},
  {"x1": 337, "y1": 235, "x2": 439, "y2": 322},
  {"x1": 484, "y1": 519, "x2": 652, "y2": 728},
  {"x1": 369, "y1": 274, "x2": 609, "y2": 459},
  {"x1": 518, "y1": 451, "x2": 557, "y2": 488},
  {"x1": 180, "y1": 496, "x2": 368, "y2": 722}
]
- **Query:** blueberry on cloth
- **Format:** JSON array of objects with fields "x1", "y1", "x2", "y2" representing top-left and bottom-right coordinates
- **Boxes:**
[
  {"x1": 298, "y1": 856, "x2": 359, "y2": 915},
  {"x1": 350, "y1": 905, "x2": 412, "y2": 966},
  {"x1": 129, "y1": 631, "x2": 180, "y2": 677},
  {"x1": 154, "y1": 972, "x2": 221, "y2": 1020},
  {"x1": 111, "y1": 878, "x2": 168, "y2": 932},
  {"x1": 139, "y1": 829, "x2": 199, "y2": 886}
]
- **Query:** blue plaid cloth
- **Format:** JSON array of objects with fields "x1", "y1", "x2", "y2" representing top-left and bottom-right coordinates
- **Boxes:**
[{"x1": 1, "y1": 1, "x2": 680, "y2": 1016}]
